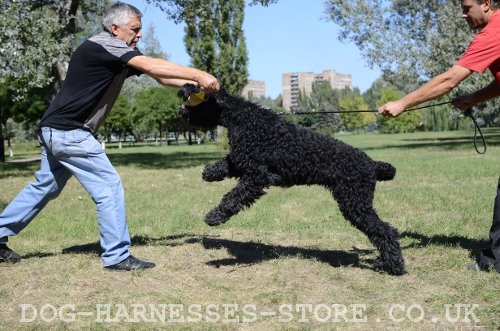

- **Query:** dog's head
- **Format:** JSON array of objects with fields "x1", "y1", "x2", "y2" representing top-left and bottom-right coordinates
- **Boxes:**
[{"x1": 178, "y1": 83, "x2": 223, "y2": 129}]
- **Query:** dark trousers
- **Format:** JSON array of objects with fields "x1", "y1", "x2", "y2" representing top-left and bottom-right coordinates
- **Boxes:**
[{"x1": 478, "y1": 177, "x2": 500, "y2": 272}]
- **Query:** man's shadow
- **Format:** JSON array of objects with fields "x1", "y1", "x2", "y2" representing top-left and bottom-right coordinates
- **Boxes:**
[{"x1": 400, "y1": 230, "x2": 488, "y2": 260}]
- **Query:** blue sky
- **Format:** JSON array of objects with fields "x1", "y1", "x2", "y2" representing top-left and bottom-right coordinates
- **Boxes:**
[{"x1": 126, "y1": 0, "x2": 382, "y2": 98}]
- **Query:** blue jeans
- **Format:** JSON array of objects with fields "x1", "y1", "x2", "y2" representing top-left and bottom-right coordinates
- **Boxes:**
[{"x1": 0, "y1": 127, "x2": 130, "y2": 266}]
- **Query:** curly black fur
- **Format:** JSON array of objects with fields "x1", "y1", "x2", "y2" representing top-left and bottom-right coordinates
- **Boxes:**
[{"x1": 178, "y1": 83, "x2": 405, "y2": 275}]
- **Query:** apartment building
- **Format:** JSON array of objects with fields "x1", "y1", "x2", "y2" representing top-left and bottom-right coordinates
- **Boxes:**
[
  {"x1": 282, "y1": 70, "x2": 352, "y2": 111},
  {"x1": 241, "y1": 80, "x2": 266, "y2": 99}
]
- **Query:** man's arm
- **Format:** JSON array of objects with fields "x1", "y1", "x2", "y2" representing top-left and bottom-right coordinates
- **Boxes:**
[
  {"x1": 153, "y1": 77, "x2": 198, "y2": 88},
  {"x1": 127, "y1": 55, "x2": 219, "y2": 91},
  {"x1": 378, "y1": 65, "x2": 472, "y2": 117},
  {"x1": 453, "y1": 80, "x2": 500, "y2": 110}
]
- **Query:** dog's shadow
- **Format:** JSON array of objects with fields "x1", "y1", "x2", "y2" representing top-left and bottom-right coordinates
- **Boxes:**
[
  {"x1": 46, "y1": 230, "x2": 488, "y2": 271},
  {"x1": 188, "y1": 236, "x2": 365, "y2": 270},
  {"x1": 60, "y1": 233, "x2": 365, "y2": 270}
]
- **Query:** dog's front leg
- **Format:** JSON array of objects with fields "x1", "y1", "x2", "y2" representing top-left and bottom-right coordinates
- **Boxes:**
[{"x1": 204, "y1": 177, "x2": 266, "y2": 226}]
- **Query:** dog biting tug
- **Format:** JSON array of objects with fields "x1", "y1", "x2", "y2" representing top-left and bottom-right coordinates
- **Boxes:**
[{"x1": 178, "y1": 83, "x2": 405, "y2": 275}]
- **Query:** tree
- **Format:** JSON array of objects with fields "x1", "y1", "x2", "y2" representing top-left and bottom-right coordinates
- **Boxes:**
[
  {"x1": 324, "y1": 0, "x2": 500, "y2": 126},
  {"x1": 296, "y1": 81, "x2": 343, "y2": 135},
  {"x1": 324, "y1": 1, "x2": 468, "y2": 85},
  {"x1": 247, "y1": 94, "x2": 284, "y2": 113},
  {"x1": 132, "y1": 87, "x2": 181, "y2": 143},
  {"x1": 0, "y1": 79, "x2": 46, "y2": 162},
  {"x1": 340, "y1": 96, "x2": 375, "y2": 132},
  {"x1": 0, "y1": 0, "x2": 111, "y2": 161},
  {"x1": 146, "y1": 0, "x2": 279, "y2": 23},
  {"x1": 376, "y1": 87, "x2": 423, "y2": 133},
  {"x1": 144, "y1": 0, "x2": 280, "y2": 94},
  {"x1": 1, "y1": 0, "x2": 110, "y2": 95},
  {"x1": 121, "y1": 23, "x2": 168, "y2": 99},
  {"x1": 183, "y1": 0, "x2": 249, "y2": 94},
  {"x1": 1, "y1": 1, "x2": 72, "y2": 92},
  {"x1": 99, "y1": 95, "x2": 134, "y2": 143},
  {"x1": 362, "y1": 78, "x2": 390, "y2": 109}
]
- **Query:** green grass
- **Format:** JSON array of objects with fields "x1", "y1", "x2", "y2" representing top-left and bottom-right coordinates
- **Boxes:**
[{"x1": 0, "y1": 130, "x2": 499, "y2": 330}]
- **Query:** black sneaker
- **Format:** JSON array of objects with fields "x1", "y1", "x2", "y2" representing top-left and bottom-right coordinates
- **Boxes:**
[
  {"x1": 0, "y1": 244, "x2": 21, "y2": 263},
  {"x1": 467, "y1": 263, "x2": 480, "y2": 271},
  {"x1": 467, "y1": 262, "x2": 495, "y2": 272},
  {"x1": 104, "y1": 255, "x2": 155, "y2": 271}
]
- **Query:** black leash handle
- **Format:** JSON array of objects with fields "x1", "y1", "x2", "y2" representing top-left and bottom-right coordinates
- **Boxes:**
[{"x1": 464, "y1": 109, "x2": 487, "y2": 154}]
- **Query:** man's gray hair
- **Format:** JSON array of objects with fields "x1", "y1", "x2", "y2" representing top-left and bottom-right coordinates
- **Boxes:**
[{"x1": 102, "y1": 2, "x2": 142, "y2": 32}]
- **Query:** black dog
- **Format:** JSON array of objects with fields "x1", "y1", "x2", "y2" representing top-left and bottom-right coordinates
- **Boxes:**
[{"x1": 178, "y1": 84, "x2": 405, "y2": 275}]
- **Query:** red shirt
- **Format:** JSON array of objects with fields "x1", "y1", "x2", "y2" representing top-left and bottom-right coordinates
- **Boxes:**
[{"x1": 456, "y1": 10, "x2": 500, "y2": 83}]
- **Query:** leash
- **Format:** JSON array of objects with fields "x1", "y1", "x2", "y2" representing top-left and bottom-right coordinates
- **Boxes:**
[
  {"x1": 464, "y1": 109, "x2": 487, "y2": 154},
  {"x1": 280, "y1": 100, "x2": 454, "y2": 115},
  {"x1": 279, "y1": 100, "x2": 486, "y2": 154}
]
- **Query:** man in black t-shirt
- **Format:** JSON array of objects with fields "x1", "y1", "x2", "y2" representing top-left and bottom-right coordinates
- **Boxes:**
[{"x1": 0, "y1": 2, "x2": 219, "y2": 271}]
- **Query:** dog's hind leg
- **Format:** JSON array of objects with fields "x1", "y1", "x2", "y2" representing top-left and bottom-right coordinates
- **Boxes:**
[
  {"x1": 205, "y1": 178, "x2": 266, "y2": 226},
  {"x1": 330, "y1": 183, "x2": 406, "y2": 275}
]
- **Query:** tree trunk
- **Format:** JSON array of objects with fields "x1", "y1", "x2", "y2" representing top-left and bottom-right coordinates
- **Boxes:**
[
  {"x1": 0, "y1": 120, "x2": 5, "y2": 163},
  {"x1": 7, "y1": 137, "x2": 13, "y2": 158},
  {"x1": 48, "y1": 0, "x2": 80, "y2": 100}
]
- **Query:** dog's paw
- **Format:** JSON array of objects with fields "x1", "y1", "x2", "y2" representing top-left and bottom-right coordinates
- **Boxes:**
[
  {"x1": 268, "y1": 173, "x2": 283, "y2": 185},
  {"x1": 204, "y1": 209, "x2": 229, "y2": 226},
  {"x1": 202, "y1": 170, "x2": 226, "y2": 182},
  {"x1": 374, "y1": 256, "x2": 406, "y2": 276},
  {"x1": 202, "y1": 164, "x2": 228, "y2": 182}
]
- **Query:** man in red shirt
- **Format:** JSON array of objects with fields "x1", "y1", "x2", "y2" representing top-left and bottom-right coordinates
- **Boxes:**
[{"x1": 379, "y1": 0, "x2": 500, "y2": 272}]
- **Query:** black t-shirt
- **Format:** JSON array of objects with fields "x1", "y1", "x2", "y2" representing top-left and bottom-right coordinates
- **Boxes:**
[{"x1": 40, "y1": 32, "x2": 143, "y2": 133}]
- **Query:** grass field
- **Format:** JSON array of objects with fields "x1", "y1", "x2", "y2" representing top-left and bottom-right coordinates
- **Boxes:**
[{"x1": 0, "y1": 129, "x2": 499, "y2": 330}]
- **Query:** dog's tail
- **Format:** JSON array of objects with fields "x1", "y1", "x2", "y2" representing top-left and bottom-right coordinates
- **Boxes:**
[{"x1": 375, "y1": 161, "x2": 396, "y2": 181}]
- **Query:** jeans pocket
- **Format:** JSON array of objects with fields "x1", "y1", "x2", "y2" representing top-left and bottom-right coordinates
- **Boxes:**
[
  {"x1": 77, "y1": 132, "x2": 102, "y2": 156},
  {"x1": 60, "y1": 130, "x2": 101, "y2": 158},
  {"x1": 72, "y1": 130, "x2": 93, "y2": 143}
]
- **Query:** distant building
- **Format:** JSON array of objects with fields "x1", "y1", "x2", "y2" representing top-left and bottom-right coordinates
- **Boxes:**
[
  {"x1": 241, "y1": 80, "x2": 265, "y2": 99},
  {"x1": 282, "y1": 70, "x2": 352, "y2": 111}
]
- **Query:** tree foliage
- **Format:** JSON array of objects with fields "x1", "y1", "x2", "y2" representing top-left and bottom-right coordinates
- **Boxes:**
[
  {"x1": 296, "y1": 81, "x2": 343, "y2": 135},
  {"x1": 145, "y1": 0, "x2": 278, "y2": 23},
  {"x1": 121, "y1": 23, "x2": 168, "y2": 99},
  {"x1": 0, "y1": 0, "x2": 111, "y2": 161},
  {"x1": 340, "y1": 96, "x2": 374, "y2": 131},
  {"x1": 144, "y1": 0, "x2": 279, "y2": 94},
  {"x1": 183, "y1": 0, "x2": 249, "y2": 94},
  {"x1": 0, "y1": 0, "x2": 109, "y2": 95},
  {"x1": 132, "y1": 87, "x2": 181, "y2": 143},
  {"x1": 324, "y1": 1, "x2": 469, "y2": 86},
  {"x1": 1, "y1": 1, "x2": 68, "y2": 90},
  {"x1": 99, "y1": 95, "x2": 133, "y2": 143},
  {"x1": 376, "y1": 86, "x2": 423, "y2": 133},
  {"x1": 324, "y1": 0, "x2": 500, "y2": 125}
]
